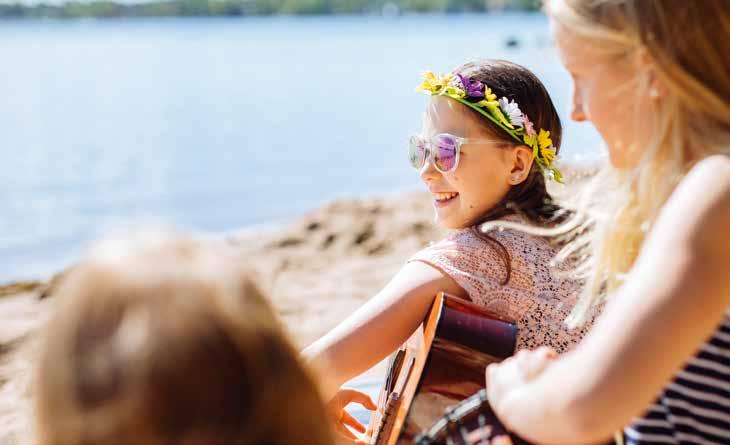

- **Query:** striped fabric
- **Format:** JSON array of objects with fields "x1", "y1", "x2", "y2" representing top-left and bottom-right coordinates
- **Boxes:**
[{"x1": 625, "y1": 311, "x2": 730, "y2": 445}]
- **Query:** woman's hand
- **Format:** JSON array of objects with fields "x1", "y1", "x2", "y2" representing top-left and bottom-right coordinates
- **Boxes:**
[
  {"x1": 485, "y1": 347, "x2": 557, "y2": 427},
  {"x1": 327, "y1": 388, "x2": 377, "y2": 444}
]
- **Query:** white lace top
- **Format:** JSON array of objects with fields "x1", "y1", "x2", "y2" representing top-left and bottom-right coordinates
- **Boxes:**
[{"x1": 409, "y1": 219, "x2": 592, "y2": 353}]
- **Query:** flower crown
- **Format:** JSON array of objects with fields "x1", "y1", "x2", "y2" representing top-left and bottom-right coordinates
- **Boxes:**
[{"x1": 416, "y1": 71, "x2": 563, "y2": 183}]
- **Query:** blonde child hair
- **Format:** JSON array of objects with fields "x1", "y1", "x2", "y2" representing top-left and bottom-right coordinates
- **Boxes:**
[{"x1": 36, "y1": 232, "x2": 333, "y2": 445}]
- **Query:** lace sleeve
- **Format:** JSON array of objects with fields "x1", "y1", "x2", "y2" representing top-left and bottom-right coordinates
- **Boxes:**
[{"x1": 407, "y1": 229, "x2": 507, "y2": 300}]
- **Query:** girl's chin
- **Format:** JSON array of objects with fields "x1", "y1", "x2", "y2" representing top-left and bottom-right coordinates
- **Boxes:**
[{"x1": 433, "y1": 212, "x2": 469, "y2": 230}]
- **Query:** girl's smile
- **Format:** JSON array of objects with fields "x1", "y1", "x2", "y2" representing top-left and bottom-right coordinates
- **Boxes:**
[{"x1": 418, "y1": 96, "x2": 532, "y2": 229}]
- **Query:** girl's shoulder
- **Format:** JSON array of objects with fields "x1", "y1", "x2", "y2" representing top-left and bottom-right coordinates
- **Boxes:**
[
  {"x1": 412, "y1": 214, "x2": 560, "y2": 272},
  {"x1": 424, "y1": 216, "x2": 551, "y2": 252}
]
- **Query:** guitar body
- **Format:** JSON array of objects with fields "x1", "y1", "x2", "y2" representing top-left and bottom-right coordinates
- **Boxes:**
[
  {"x1": 413, "y1": 389, "x2": 532, "y2": 445},
  {"x1": 368, "y1": 292, "x2": 524, "y2": 445}
]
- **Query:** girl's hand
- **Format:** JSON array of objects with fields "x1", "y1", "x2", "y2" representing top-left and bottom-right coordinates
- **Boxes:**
[
  {"x1": 485, "y1": 347, "x2": 557, "y2": 425},
  {"x1": 327, "y1": 388, "x2": 377, "y2": 444}
]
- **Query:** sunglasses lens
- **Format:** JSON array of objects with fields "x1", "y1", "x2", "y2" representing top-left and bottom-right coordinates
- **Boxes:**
[
  {"x1": 408, "y1": 136, "x2": 426, "y2": 169},
  {"x1": 434, "y1": 134, "x2": 458, "y2": 171}
]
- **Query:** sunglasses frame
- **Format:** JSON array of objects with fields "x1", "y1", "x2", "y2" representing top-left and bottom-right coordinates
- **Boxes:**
[{"x1": 408, "y1": 133, "x2": 508, "y2": 173}]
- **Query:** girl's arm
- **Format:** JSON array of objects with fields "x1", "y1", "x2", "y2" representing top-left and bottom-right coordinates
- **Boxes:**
[
  {"x1": 487, "y1": 156, "x2": 730, "y2": 445},
  {"x1": 303, "y1": 260, "x2": 465, "y2": 400}
]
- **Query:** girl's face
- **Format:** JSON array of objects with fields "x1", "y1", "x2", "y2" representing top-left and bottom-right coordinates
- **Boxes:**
[
  {"x1": 552, "y1": 22, "x2": 654, "y2": 169},
  {"x1": 419, "y1": 97, "x2": 529, "y2": 229}
]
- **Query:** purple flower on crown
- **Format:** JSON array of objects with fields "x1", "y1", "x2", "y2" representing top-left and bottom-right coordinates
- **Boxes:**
[{"x1": 456, "y1": 73, "x2": 485, "y2": 99}]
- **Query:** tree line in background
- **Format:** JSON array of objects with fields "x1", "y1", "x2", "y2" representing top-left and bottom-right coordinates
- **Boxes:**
[{"x1": 0, "y1": 0, "x2": 540, "y2": 19}]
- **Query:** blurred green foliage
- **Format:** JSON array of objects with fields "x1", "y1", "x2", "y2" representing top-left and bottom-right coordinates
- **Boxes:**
[{"x1": 0, "y1": 0, "x2": 541, "y2": 18}]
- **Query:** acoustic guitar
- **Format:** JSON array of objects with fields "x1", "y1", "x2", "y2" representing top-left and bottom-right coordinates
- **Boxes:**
[{"x1": 366, "y1": 292, "x2": 531, "y2": 445}]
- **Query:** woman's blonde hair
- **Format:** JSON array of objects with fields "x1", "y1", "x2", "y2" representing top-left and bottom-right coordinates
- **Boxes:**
[
  {"x1": 36, "y1": 232, "x2": 333, "y2": 445},
  {"x1": 542, "y1": 0, "x2": 730, "y2": 326}
]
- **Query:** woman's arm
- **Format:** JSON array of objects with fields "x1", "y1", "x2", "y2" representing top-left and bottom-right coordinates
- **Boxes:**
[
  {"x1": 303, "y1": 260, "x2": 464, "y2": 400},
  {"x1": 487, "y1": 156, "x2": 730, "y2": 444}
]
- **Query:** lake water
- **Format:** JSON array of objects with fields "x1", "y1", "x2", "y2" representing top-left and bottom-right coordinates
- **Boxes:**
[{"x1": 0, "y1": 14, "x2": 603, "y2": 283}]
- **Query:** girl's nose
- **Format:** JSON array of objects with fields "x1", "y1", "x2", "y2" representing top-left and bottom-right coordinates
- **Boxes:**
[{"x1": 420, "y1": 157, "x2": 440, "y2": 182}]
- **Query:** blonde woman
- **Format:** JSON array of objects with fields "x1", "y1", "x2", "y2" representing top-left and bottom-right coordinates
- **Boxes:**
[
  {"x1": 36, "y1": 233, "x2": 334, "y2": 445},
  {"x1": 484, "y1": 1, "x2": 730, "y2": 444}
]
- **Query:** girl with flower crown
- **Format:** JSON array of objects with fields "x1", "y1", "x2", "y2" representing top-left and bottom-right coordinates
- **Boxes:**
[
  {"x1": 304, "y1": 59, "x2": 592, "y2": 442},
  {"x1": 483, "y1": 1, "x2": 730, "y2": 444}
]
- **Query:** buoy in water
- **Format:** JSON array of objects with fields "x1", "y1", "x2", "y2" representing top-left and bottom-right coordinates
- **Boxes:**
[{"x1": 505, "y1": 36, "x2": 521, "y2": 49}]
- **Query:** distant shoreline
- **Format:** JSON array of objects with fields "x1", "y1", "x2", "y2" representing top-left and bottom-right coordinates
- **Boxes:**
[
  {"x1": 0, "y1": 160, "x2": 597, "y2": 293},
  {"x1": 0, "y1": 0, "x2": 540, "y2": 20}
]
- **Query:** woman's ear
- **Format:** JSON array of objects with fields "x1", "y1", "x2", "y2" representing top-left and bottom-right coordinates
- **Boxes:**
[
  {"x1": 507, "y1": 145, "x2": 535, "y2": 185},
  {"x1": 638, "y1": 49, "x2": 668, "y2": 100}
]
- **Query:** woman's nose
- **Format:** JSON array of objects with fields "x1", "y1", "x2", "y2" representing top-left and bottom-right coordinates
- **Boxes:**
[
  {"x1": 570, "y1": 101, "x2": 587, "y2": 122},
  {"x1": 570, "y1": 91, "x2": 587, "y2": 122}
]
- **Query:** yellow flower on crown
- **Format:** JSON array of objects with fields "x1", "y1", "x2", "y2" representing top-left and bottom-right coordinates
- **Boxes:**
[
  {"x1": 541, "y1": 145, "x2": 556, "y2": 165},
  {"x1": 476, "y1": 98, "x2": 510, "y2": 128},
  {"x1": 536, "y1": 129, "x2": 555, "y2": 165},
  {"x1": 443, "y1": 84, "x2": 466, "y2": 99},
  {"x1": 476, "y1": 88, "x2": 499, "y2": 107},
  {"x1": 537, "y1": 129, "x2": 552, "y2": 151},
  {"x1": 416, "y1": 70, "x2": 452, "y2": 94}
]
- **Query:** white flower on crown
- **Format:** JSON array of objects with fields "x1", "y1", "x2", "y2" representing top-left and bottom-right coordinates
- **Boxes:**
[{"x1": 498, "y1": 97, "x2": 525, "y2": 129}]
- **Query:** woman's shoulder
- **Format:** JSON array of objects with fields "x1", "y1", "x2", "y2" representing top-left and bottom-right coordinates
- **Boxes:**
[
  {"x1": 669, "y1": 155, "x2": 730, "y2": 221},
  {"x1": 658, "y1": 155, "x2": 730, "y2": 252},
  {"x1": 686, "y1": 154, "x2": 730, "y2": 187}
]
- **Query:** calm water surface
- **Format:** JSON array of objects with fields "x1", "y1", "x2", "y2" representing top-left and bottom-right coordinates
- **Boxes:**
[{"x1": 0, "y1": 14, "x2": 603, "y2": 282}]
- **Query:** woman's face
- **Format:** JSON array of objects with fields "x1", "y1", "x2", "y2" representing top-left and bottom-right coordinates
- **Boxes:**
[
  {"x1": 552, "y1": 21, "x2": 653, "y2": 169},
  {"x1": 418, "y1": 97, "x2": 525, "y2": 229}
]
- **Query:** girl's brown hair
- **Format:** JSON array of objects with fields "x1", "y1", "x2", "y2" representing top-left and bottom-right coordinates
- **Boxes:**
[
  {"x1": 454, "y1": 59, "x2": 566, "y2": 284},
  {"x1": 36, "y1": 233, "x2": 333, "y2": 445}
]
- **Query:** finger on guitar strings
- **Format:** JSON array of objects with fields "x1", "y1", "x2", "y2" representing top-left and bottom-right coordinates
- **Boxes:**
[
  {"x1": 336, "y1": 422, "x2": 358, "y2": 440},
  {"x1": 341, "y1": 410, "x2": 367, "y2": 433},
  {"x1": 339, "y1": 388, "x2": 378, "y2": 410},
  {"x1": 335, "y1": 423, "x2": 370, "y2": 445}
]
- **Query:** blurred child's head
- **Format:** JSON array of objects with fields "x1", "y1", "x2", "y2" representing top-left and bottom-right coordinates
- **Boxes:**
[
  {"x1": 36, "y1": 232, "x2": 333, "y2": 445},
  {"x1": 414, "y1": 59, "x2": 563, "y2": 229}
]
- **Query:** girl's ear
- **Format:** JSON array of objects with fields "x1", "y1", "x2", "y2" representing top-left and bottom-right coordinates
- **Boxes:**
[{"x1": 507, "y1": 145, "x2": 535, "y2": 185}]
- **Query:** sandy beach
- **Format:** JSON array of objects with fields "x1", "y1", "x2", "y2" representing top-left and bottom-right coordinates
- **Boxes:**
[
  {"x1": 0, "y1": 166, "x2": 593, "y2": 444},
  {"x1": 0, "y1": 188, "x2": 444, "y2": 444}
]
